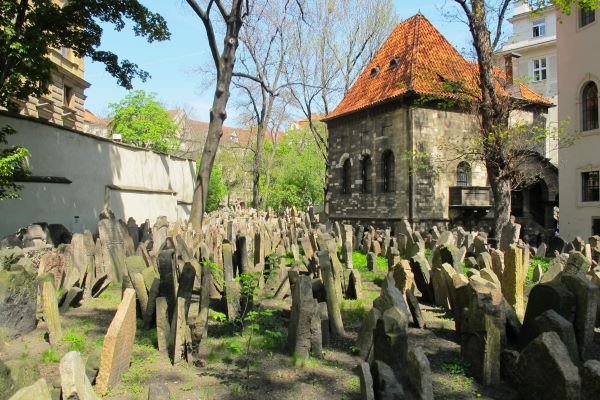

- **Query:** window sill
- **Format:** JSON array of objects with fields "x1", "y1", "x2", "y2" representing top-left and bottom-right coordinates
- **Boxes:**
[
  {"x1": 577, "y1": 19, "x2": 597, "y2": 33},
  {"x1": 577, "y1": 201, "x2": 600, "y2": 208},
  {"x1": 581, "y1": 127, "x2": 600, "y2": 137}
]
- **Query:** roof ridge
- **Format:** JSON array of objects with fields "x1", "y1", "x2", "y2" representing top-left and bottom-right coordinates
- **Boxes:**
[{"x1": 407, "y1": 15, "x2": 421, "y2": 91}]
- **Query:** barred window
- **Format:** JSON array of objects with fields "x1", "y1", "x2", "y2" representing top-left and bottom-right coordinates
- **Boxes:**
[
  {"x1": 582, "y1": 171, "x2": 599, "y2": 202},
  {"x1": 456, "y1": 162, "x2": 472, "y2": 187},
  {"x1": 361, "y1": 156, "x2": 372, "y2": 194},
  {"x1": 381, "y1": 150, "x2": 395, "y2": 193},
  {"x1": 342, "y1": 159, "x2": 351, "y2": 194},
  {"x1": 580, "y1": 8, "x2": 595, "y2": 27},
  {"x1": 582, "y1": 81, "x2": 599, "y2": 131}
]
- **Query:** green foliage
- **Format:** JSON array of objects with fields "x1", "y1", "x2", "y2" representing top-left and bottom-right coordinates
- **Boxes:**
[
  {"x1": 341, "y1": 299, "x2": 368, "y2": 325},
  {"x1": 63, "y1": 330, "x2": 86, "y2": 352},
  {"x1": 351, "y1": 250, "x2": 387, "y2": 283},
  {"x1": 442, "y1": 360, "x2": 469, "y2": 376},
  {"x1": 108, "y1": 90, "x2": 179, "y2": 153},
  {"x1": 263, "y1": 125, "x2": 326, "y2": 212},
  {"x1": 206, "y1": 161, "x2": 227, "y2": 212},
  {"x1": 40, "y1": 348, "x2": 59, "y2": 363},
  {"x1": 526, "y1": 256, "x2": 550, "y2": 285},
  {"x1": 0, "y1": 1, "x2": 170, "y2": 109},
  {"x1": 210, "y1": 310, "x2": 227, "y2": 323},
  {"x1": 0, "y1": 125, "x2": 29, "y2": 200}
]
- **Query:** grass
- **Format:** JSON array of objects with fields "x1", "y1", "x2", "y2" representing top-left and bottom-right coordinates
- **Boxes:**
[
  {"x1": 526, "y1": 256, "x2": 550, "y2": 285},
  {"x1": 351, "y1": 250, "x2": 388, "y2": 283},
  {"x1": 120, "y1": 326, "x2": 160, "y2": 398},
  {"x1": 437, "y1": 360, "x2": 477, "y2": 399},
  {"x1": 63, "y1": 329, "x2": 86, "y2": 352},
  {"x1": 40, "y1": 348, "x2": 60, "y2": 363},
  {"x1": 424, "y1": 248, "x2": 432, "y2": 258},
  {"x1": 341, "y1": 299, "x2": 368, "y2": 325}
]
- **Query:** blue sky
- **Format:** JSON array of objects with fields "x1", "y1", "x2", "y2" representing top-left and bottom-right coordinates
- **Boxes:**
[{"x1": 84, "y1": 1, "x2": 478, "y2": 126}]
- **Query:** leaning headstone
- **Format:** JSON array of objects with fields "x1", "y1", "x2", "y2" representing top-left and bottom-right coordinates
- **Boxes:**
[
  {"x1": 373, "y1": 306, "x2": 409, "y2": 375},
  {"x1": 410, "y1": 254, "x2": 434, "y2": 303},
  {"x1": 536, "y1": 242, "x2": 547, "y2": 258},
  {"x1": 318, "y1": 250, "x2": 345, "y2": 337},
  {"x1": 516, "y1": 332, "x2": 580, "y2": 400},
  {"x1": 169, "y1": 297, "x2": 187, "y2": 364},
  {"x1": 490, "y1": 249, "x2": 504, "y2": 282},
  {"x1": 540, "y1": 254, "x2": 567, "y2": 283},
  {"x1": 96, "y1": 288, "x2": 137, "y2": 395},
  {"x1": 561, "y1": 273, "x2": 598, "y2": 360},
  {"x1": 287, "y1": 274, "x2": 321, "y2": 362},
  {"x1": 581, "y1": 360, "x2": 600, "y2": 400},
  {"x1": 59, "y1": 351, "x2": 99, "y2": 400},
  {"x1": 372, "y1": 360, "x2": 404, "y2": 400},
  {"x1": 521, "y1": 310, "x2": 580, "y2": 365},
  {"x1": 356, "y1": 361, "x2": 375, "y2": 400},
  {"x1": 563, "y1": 251, "x2": 590, "y2": 276},
  {"x1": 8, "y1": 378, "x2": 51, "y2": 400},
  {"x1": 39, "y1": 273, "x2": 62, "y2": 345},
  {"x1": 531, "y1": 264, "x2": 543, "y2": 283},
  {"x1": 367, "y1": 252, "x2": 376, "y2": 271},
  {"x1": 499, "y1": 218, "x2": 521, "y2": 252},
  {"x1": 357, "y1": 308, "x2": 381, "y2": 361},
  {"x1": 548, "y1": 236, "x2": 566, "y2": 257},
  {"x1": 406, "y1": 347, "x2": 433, "y2": 400},
  {"x1": 503, "y1": 245, "x2": 525, "y2": 318},
  {"x1": 522, "y1": 280, "x2": 576, "y2": 337}
]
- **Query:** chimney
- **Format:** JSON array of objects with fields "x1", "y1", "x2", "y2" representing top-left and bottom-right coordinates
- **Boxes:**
[{"x1": 503, "y1": 52, "x2": 521, "y2": 86}]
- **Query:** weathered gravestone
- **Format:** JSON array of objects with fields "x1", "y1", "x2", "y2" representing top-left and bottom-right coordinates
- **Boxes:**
[
  {"x1": 287, "y1": 274, "x2": 321, "y2": 362},
  {"x1": 516, "y1": 332, "x2": 580, "y2": 400},
  {"x1": 499, "y1": 219, "x2": 521, "y2": 252},
  {"x1": 59, "y1": 351, "x2": 99, "y2": 400},
  {"x1": 96, "y1": 288, "x2": 137, "y2": 395}
]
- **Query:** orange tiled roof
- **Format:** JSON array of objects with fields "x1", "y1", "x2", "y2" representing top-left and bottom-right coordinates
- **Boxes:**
[{"x1": 325, "y1": 14, "x2": 552, "y2": 121}]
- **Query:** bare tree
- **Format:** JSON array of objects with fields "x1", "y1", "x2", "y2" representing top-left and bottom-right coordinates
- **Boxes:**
[
  {"x1": 232, "y1": 0, "x2": 297, "y2": 208},
  {"x1": 185, "y1": 0, "x2": 248, "y2": 230}
]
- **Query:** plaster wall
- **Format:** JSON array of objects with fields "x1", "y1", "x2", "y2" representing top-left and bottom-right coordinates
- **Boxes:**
[{"x1": 0, "y1": 114, "x2": 196, "y2": 236}]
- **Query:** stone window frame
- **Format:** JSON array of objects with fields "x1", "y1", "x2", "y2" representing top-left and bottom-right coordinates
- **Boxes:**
[
  {"x1": 381, "y1": 149, "x2": 395, "y2": 193},
  {"x1": 582, "y1": 81, "x2": 599, "y2": 132},
  {"x1": 341, "y1": 158, "x2": 352, "y2": 195},
  {"x1": 456, "y1": 161, "x2": 472, "y2": 187},
  {"x1": 360, "y1": 154, "x2": 373, "y2": 194}
]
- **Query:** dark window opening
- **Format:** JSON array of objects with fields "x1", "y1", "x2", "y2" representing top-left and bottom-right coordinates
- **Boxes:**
[
  {"x1": 582, "y1": 171, "x2": 599, "y2": 202},
  {"x1": 580, "y1": 8, "x2": 595, "y2": 27},
  {"x1": 370, "y1": 66, "x2": 380, "y2": 77},
  {"x1": 582, "y1": 81, "x2": 599, "y2": 131},
  {"x1": 381, "y1": 150, "x2": 395, "y2": 192},
  {"x1": 64, "y1": 85, "x2": 73, "y2": 108},
  {"x1": 456, "y1": 161, "x2": 472, "y2": 186},
  {"x1": 592, "y1": 218, "x2": 600, "y2": 235},
  {"x1": 342, "y1": 159, "x2": 351, "y2": 195},
  {"x1": 361, "y1": 156, "x2": 372, "y2": 194},
  {"x1": 389, "y1": 57, "x2": 400, "y2": 69}
]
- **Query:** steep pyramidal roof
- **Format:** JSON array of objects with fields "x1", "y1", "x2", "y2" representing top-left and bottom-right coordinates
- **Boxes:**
[{"x1": 326, "y1": 14, "x2": 551, "y2": 120}]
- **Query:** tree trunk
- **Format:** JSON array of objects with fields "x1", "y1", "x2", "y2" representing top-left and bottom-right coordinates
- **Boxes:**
[
  {"x1": 252, "y1": 121, "x2": 265, "y2": 209},
  {"x1": 487, "y1": 163, "x2": 511, "y2": 241}
]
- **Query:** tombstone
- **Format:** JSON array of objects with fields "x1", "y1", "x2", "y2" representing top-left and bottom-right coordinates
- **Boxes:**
[
  {"x1": 190, "y1": 265, "x2": 212, "y2": 358},
  {"x1": 157, "y1": 250, "x2": 177, "y2": 321},
  {"x1": 407, "y1": 291, "x2": 425, "y2": 329},
  {"x1": 520, "y1": 310, "x2": 580, "y2": 365},
  {"x1": 548, "y1": 236, "x2": 566, "y2": 257},
  {"x1": 8, "y1": 378, "x2": 52, "y2": 400},
  {"x1": 317, "y1": 250, "x2": 345, "y2": 337},
  {"x1": 169, "y1": 297, "x2": 187, "y2": 364},
  {"x1": 39, "y1": 273, "x2": 62, "y2": 345},
  {"x1": 345, "y1": 269, "x2": 362, "y2": 300},
  {"x1": 476, "y1": 252, "x2": 492, "y2": 271},
  {"x1": 357, "y1": 308, "x2": 382, "y2": 361},
  {"x1": 536, "y1": 242, "x2": 547, "y2": 258},
  {"x1": 540, "y1": 254, "x2": 567, "y2": 283},
  {"x1": 96, "y1": 288, "x2": 137, "y2": 395},
  {"x1": 372, "y1": 360, "x2": 404, "y2": 400},
  {"x1": 342, "y1": 241, "x2": 353, "y2": 268},
  {"x1": 581, "y1": 360, "x2": 600, "y2": 400},
  {"x1": 409, "y1": 254, "x2": 434, "y2": 303},
  {"x1": 503, "y1": 245, "x2": 525, "y2": 318},
  {"x1": 373, "y1": 306, "x2": 409, "y2": 376},
  {"x1": 516, "y1": 332, "x2": 580, "y2": 400},
  {"x1": 454, "y1": 278, "x2": 504, "y2": 385},
  {"x1": 531, "y1": 264, "x2": 544, "y2": 283},
  {"x1": 367, "y1": 252, "x2": 376, "y2": 272},
  {"x1": 490, "y1": 249, "x2": 504, "y2": 282},
  {"x1": 438, "y1": 245, "x2": 464, "y2": 274},
  {"x1": 287, "y1": 274, "x2": 321, "y2": 361},
  {"x1": 60, "y1": 351, "x2": 99, "y2": 400},
  {"x1": 356, "y1": 362, "x2": 375, "y2": 400},
  {"x1": 563, "y1": 251, "x2": 590, "y2": 276},
  {"x1": 561, "y1": 273, "x2": 598, "y2": 360},
  {"x1": 499, "y1": 218, "x2": 521, "y2": 252},
  {"x1": 393, "y1": 260, "x2": 414, "y2": 298},
  {"x1": 38, "y1": 252, "x2": 65, "y2": 289},
  {"x1": 387, "y1": 248, "x2": 400, "y2": 271},
  {"x1": 406, "y1": 347, "x2": 434, "y2": 400}
]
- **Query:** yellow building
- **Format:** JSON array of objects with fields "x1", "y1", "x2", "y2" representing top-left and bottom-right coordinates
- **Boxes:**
[{"x1": 13, "y1": 0, "x2": 90, "y2": 131}]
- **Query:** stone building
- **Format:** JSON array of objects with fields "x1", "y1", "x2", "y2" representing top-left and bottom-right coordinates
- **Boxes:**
[
  {"x1": 496, "y1": 0, "x2": 559, "y2": 165},
  {"x1": 324, "y1": 14, "x2": 555, "y2": 233},
  {"x1": 9, "y1": 0, "x2": 90, "y2": 131},
  {"x1": 557, "y1": 5, "x2": 600, "y2": 239}
]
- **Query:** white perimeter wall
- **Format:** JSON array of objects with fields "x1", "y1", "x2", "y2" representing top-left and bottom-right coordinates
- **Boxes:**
[{"x1": 0, "y1": 113, "x2": 196, "y2": 236}]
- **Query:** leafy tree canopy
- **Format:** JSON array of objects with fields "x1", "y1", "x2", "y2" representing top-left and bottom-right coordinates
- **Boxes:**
[
  {"x1": 206, "y1": 161, "x2": 227, "y2": 212},
  {"x1": 0, "y1": 0, "x2": 170, "y2": 109},
  {"x1": 262, "y1": 124, "x2": 326, "y2": 212},
  {"x1": 0, "y1": 125, "x2": 29, "y2": 200},
  {"x1": 108, "y1": 90, "x2": 180, "y2": 153}
]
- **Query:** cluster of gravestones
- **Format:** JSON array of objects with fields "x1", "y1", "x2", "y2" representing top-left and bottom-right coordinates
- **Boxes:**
[{"x1": 348, "y1": 217, "x2": 600, "y2": 400}]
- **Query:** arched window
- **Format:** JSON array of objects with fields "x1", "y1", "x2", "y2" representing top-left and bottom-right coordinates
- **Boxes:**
[
  {"x1": 582, "y1": 81, "x2": 599, "y2": 132},
  {"x1": 361, "y1": 156, "x2": 372, "y2": 194},
  {"x1": 381, "y1": 150, "x2": 395, "y2": 192},
  {"x1": 342, "y1": 159, "x2": 351, "y2": 194},
  {"x1": 456, "y1": 162, "x2": 472, "y2": 186}
]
